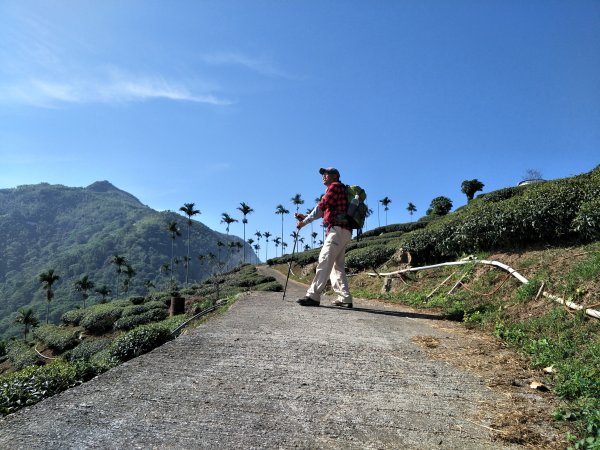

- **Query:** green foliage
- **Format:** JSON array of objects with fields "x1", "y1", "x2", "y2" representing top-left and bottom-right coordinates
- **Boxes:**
[
  {"x1": 267, "y1": 248, "x2": 320, "y2": 266},
  {"x1": 254, "y1": 281, "x2": 283, "y2": 292},
  {"x1": 395, "y1": 170, "x2": 600, "y2": 263},
  {"x1": 109, "y1": 322, "x2": 174, "y2": 363},
  {"x1": 61, "y1": 308, "x2": 87, "y2": 326},
  {"x1": 345, "y1": 244, "x2": 397, "y2": 272},
  {"x1": 0, "y1": 181, "x2": 242, "y2": 339},
  {"x1": 64, "y1": 339, "x2": 112, "y2": 362},
  {"x1": 128, "y1": 296, "x2": 146, "y2": 305},
  {"x1": 113, "y1": 308, "x2": 169, "y2": 331},
  {"x1": 5, "y1": 339, "x2": 39, "y2": 371},
  {"x1": 0, "y1": 340, "x2": 5, "y2": 357},
  {"x1": 514, "y1": 279, "x2": 543, "y2": 303},
  {"x1": 79, "y1": 303, "x2": 125, "y2": 334},
  {"x1": 0, "y1": 359, "x2": 106, "y2": 416},
  {"x1": 32, "y1": 324, "x2": 79, "y2": 352},
  {"x1": 478, "y1": 186, "x2": 524, "y2": 203},
  {"x1": 495, "y1": 308, "x2": 600, "y2": 445},
  {"x1": 426, "y1": 196, "x2": 453, "y2": 216}
]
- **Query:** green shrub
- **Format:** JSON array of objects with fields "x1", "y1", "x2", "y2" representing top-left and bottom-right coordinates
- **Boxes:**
[
  {"x1": 395, "y1": 173, "x2": 600, "y2": 263},
  {"x1": 65, "y1": 339, "x2": 112, "y2": 362},
  {"x1": 109, "y1": 322, "x2": 174, "y2": 363},
  {"x1": 32, "y1": 325, "x2": 79, "y2": 352},
  {"x1": 360, "y1": 221, "x2": 426, "y2": 238},
  {"x1": 128, "y1": 296, "x2": 145, "y2": 305},
  {"x1": 113, "y1": 308, "x2": 169, "y2": 331},
  {"x1": 571, "y1": 197, "x2": 600, "y2": 241},
  {"x1": 346, "y1": 244, "x2": 397, "y2": 271},
  {"x1": 255, "y1": 281, "x2": 283, "y2": 292},
  {"x1": 121, "y1": 304, "x2": 151, "y2": 317},
  {"x1": 0, "y1": 359, "x2": 104, "y2": 416},
  {"x1": 111, "y1": 299, "x2": 134, "y2": 308},
  {"x1": 230, "y1": 275, "x2": 276, "y2": 288},
  {"x1": 80, "y1": 303, "x2": 125, "y2": 334},
  {"x1": 6, "y1": 339, "x2": 40, "y2": 370},
  {"x1": 61, "y1": 308, "x2": 87, "y2": 326},
  {"x1": 478, "y1": 186, "x2": 525, "y2": 203}
]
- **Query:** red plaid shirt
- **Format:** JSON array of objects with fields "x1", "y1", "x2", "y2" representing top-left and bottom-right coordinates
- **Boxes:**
[{"x1": 318, "y1": 181, "x2": 349, "y2": 231}]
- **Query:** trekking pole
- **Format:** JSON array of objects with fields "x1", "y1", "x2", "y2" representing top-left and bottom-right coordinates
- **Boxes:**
[{"x1": 282, "y1": 230, "x2": 300, "y2": 301}]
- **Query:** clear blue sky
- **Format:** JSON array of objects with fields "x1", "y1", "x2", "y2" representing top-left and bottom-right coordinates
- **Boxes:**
[{"x1": 1, "y1": 1, "x2": 599, "y2": 256}]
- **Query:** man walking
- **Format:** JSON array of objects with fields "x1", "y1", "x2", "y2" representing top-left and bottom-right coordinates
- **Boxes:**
[{"x1": 295, "y1": 167, "x2": 353, "y2": 308}]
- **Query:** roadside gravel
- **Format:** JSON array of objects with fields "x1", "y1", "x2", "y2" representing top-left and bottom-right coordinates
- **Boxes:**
[{"x1": 0, "y1": 268, "x2": 559, "y2": 449}]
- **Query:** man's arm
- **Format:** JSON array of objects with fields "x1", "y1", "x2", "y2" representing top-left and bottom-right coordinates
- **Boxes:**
[{"x1": 296, "y1": 205, "x2": 322, "y2": 229}]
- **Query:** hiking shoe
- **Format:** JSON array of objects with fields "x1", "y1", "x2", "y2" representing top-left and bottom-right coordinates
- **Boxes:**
[
  {"x1": 297, "y1": 297, "x2": 320, "y2": 307},
  {"x1": 331, "y1": 299, "x2": 353, "y2": 308}
]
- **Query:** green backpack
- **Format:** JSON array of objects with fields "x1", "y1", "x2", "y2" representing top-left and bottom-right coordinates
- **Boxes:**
[{"x1": 342, "y1": 184, "x2": 368, "y2": 230}]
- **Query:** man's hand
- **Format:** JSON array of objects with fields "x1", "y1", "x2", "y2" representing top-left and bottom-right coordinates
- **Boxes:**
[{"x1": 294, "y1": 212, "x2": 306, "y2": 230}]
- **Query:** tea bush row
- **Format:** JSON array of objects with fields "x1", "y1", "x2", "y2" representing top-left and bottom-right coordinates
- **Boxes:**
[
  {"x1": 398, "y1": 169, "x2": 600, "y2": 263},
  {"x1": 32, "y1": 325, "x2": 78, "y2": 352},
  {"x1": 0, "y1": 359, "x2": 107, "y2": 416},
  {"x1": 113, "y1": 308, "x2": 169, "y2": 331},
  {"x1": 109, "y1": 322, "x2": 174, "y2": 363},
  {"x1": 61, "y1": 299, "x2": 168, "y2": 335},
  {"x1": 6, "y1": 339, "x2": 39, "y2": 371},
  {"x1": 65, "y1": 339, "x2": 112, "y2": 362}
]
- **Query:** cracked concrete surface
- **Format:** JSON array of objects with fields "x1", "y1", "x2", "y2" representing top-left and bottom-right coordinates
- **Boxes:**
[{"x1": 0, "y1": 271, "x2": 527, "y2": 449}]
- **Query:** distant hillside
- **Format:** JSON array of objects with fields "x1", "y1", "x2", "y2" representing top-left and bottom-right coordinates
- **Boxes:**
[{"x1": 0, "y1": 181, "x2": 253, "y2": 338}]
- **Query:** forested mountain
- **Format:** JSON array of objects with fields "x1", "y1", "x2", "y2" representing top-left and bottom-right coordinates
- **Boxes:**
[{"x1": 0, "y1": 181, "x2": 251, "y2": 338}]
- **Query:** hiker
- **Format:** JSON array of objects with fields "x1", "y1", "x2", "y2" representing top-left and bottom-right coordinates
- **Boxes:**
[{"x1": 295, "y1": 167, "x2": 353, "y2": 308}]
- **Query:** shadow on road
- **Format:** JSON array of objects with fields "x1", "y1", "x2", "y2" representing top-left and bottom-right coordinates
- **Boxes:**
[
  {"x1": 322, "y1": 305, "x2": 446, "y2": 320},
  {"x1": 282, "y1": 299, "x2": 445, "y2": 321}
]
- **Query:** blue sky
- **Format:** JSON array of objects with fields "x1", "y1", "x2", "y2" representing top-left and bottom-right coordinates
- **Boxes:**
[{"x1": 1, "y1": 1, "x2": 599, "y2": 256}]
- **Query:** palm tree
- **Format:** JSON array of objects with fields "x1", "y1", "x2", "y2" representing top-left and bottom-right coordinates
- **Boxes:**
[
  {"x1": 273, "y1": 236, "x2": 281, "y2": 257},
  {"x1": 95, "y1": 285, "x2": 111, "y2": 303},
  {"x1": 221, "y1": 212, "x2": 238, "y2": 236},
  {"x1": 74, "y1": 274, "x2": 94, "y2": 308},
  {"x1": 179, "y1": 203, "x2": 201, "y2": 286},
  {"x1": 237, "y1": 202, "x2": 254, "y2": 263},
  {"x1": 407, "y1": 202, "x2": 417, "y2": 222},
  {"x1": 15, "y1": 307, "x2": 38, "y2": 339},
  {"x1": 254, "y1": 231, "x2": 262, "y2": 255},
  {"x1": 111, "y1": 254, "x2": 127, "y2": 299},
  {"x1": 253, "y1": 243, "x2": 260, "y2": 259},
  {"x1": 144, "y1": 279, "x2": 155, "y2": 296},
  {"x1": 39, "y1": 269, "x2": 60, "y2": 324},
  {"x1": 275, "y1": 204, "x2": 289, "y2": 254},
  {"x1": 206, "y1": 252, "x2": 217, "y2": 275},
  {"x1": 379, "y1": 197, "x2": 392, "y2": 226},
  {"x1": 311, "y1": 231, "x2": 318, "y2": 248},
  {"x1": 290, "y1": 231, "x2": 300, "y2": 252},
  {"x1": 160, "y1": 263, "x2": 171, "y2": 288},
  {"x1": 216, "y1": 240, "x2": 226, "y2": 272},
  {"x1": 366, "y1": 208, "x2": 374, "y2": 230},
  {"x1": 123, "y1": 264, "x2": 136, "y2": 295},
  {"x1": 461, "y1": 179, "x2": 485, "y2": 202},
  {"x1": 291, "y1": 193, "x2": 304, "y2": 212},
  {"x1": 262, "y1": 231, "x2": 272, "y2": 260},
  {"x1": 247, "y1": 238, "x2": 255, "y2": 264},
  {"x1": 167, "y1": 221, "x2": 181, "y2": 281}
]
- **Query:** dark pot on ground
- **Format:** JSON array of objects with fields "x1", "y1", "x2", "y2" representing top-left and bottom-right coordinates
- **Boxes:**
[{"x1": 170, "y1": 296, "x2": 185, "y2": 315}]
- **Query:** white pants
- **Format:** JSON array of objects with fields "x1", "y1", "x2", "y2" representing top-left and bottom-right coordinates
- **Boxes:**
[{"x1": 306, "y1": 226, "x2": 353, "y2": 303}]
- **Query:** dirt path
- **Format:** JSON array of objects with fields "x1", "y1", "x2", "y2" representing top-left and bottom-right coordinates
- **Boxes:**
[{"x1": 0, "y1": 267, "x2": 563, "y2": 449}]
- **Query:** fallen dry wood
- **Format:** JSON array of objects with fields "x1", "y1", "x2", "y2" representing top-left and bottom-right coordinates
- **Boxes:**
[{"x1": 367, "y1": 258, "x2": 600, "y2": 321}]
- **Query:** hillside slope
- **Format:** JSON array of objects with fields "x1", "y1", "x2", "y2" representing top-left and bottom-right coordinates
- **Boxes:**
[{"x1": 0, "y1": 181, "x2": 252, "y2": 337}]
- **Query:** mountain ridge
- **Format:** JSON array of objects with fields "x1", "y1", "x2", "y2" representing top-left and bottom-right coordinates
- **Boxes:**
[{"x1": 0, "y1": 181, "x2": 253, "y2": 338}]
